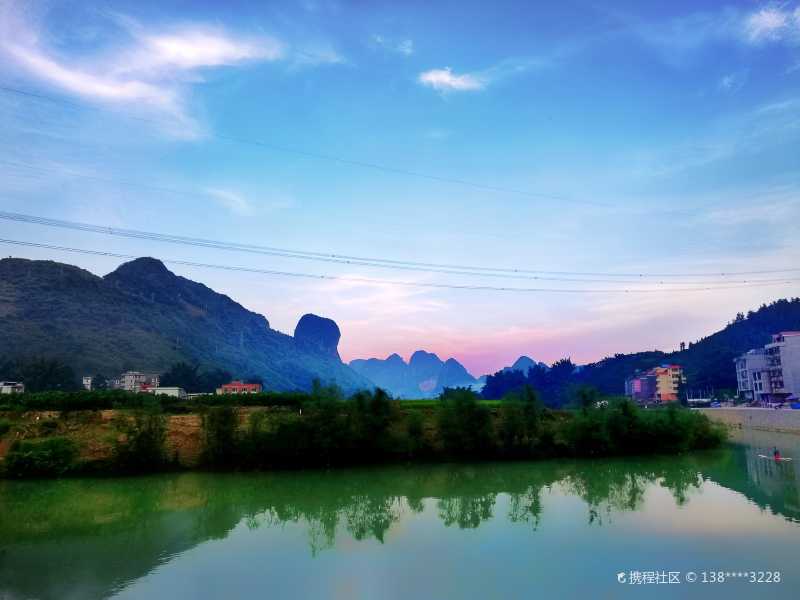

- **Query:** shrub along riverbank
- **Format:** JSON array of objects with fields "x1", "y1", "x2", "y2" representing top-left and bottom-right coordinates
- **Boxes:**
[{"x1": 0, "y1": 385, "x2": 726, "y2": 478}]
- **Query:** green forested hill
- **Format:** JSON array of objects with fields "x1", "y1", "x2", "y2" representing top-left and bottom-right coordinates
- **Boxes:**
[
  {"x1": 480, "y1": 298, "x2": 800, "y2": 402},
  {"x1": 574, "y1": 298, "x2": 800, "y2": 394},
  {"x1": 0, "y1": 257, "x2": 371, "y2": 392}
]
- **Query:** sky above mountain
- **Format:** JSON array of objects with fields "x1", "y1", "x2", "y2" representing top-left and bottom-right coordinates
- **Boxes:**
[{"x1": 1, "y1": 0, "x2": 799, "y2": 376}]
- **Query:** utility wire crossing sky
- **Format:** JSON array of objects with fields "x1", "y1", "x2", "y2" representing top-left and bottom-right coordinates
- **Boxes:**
[{"x1": 0, "y1": 0, "x2": 799, "y2": 373}]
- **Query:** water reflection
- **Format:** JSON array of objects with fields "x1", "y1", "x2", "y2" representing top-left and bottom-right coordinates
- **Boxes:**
[{"x1": 0, "y1": 434, "x2": 798, "y2": 600}]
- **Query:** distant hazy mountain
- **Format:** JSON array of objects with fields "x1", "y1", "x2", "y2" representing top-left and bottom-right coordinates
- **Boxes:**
[
  {"x1": 0, "y1": 257, "x2": 371, "y2": 392},
  {"x1": 350, "y1": 350, "x2": 477, "y2": 397},
  {"x1": 501, "y1": 355, "x2": 549, "y2": 375}
]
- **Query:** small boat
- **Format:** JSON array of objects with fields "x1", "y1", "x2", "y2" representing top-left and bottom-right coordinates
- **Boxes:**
[{"x1": 758, "y1": 454, "x2": 793, "y2": 462}]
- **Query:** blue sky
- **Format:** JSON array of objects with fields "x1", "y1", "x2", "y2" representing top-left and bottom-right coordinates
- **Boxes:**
[{"x1": 0, "y1": 0, "x2": 799, "y2": 375}]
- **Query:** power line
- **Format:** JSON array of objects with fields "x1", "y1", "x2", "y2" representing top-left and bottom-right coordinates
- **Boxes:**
[
  {"x1": 0, "y1": 159, "x2": 205, "y2": 199},
  {"x1": 1, "y1": 238, "x2": 799, "y2": 294},
  {"x1": 2, "y1": 209, "x2": 799, "y2": 282},
  {"x1": 0, "y1": 83, "x2": 599, "y2": 206}
]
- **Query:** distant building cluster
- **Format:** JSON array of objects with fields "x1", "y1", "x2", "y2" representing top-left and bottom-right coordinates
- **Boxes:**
[
  {"x1": 80, "y1": 371, "x2": 263, "y2": 399},
  {"x1": 82, "y1": 371, "x2": 160, "y2": 392},
  {"x1": 625, "y1": 365, "x2": 685, "y2": 405},
  {"x1": 735, "y1": 332, "x2": 800, "y2": 405}
]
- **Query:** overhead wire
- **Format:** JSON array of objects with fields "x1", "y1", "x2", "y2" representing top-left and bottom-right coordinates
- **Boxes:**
[
  {"x1": 0, "y1": 83, "x2": 595, "y2": 205},
  {"x1": 2, "y1": 210, "x2": 799, "y2": 283},
  {"x1": 1, "y1": 238, "x2": 799, "y2": 294}
]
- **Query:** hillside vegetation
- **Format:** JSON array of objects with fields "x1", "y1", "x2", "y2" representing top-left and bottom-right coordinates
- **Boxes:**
[
  {"x1": 0, "y1": 257, "x2": 370, "y2": 392},
  {"x1": 483, "y1": 298, "x2": 800, "y2": 403}
]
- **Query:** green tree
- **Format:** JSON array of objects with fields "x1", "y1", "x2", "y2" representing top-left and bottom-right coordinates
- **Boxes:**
[
  {"x1": 4, "y1": 437, "x2": 78, "y2": 477},
  {"x1": 202, "y1": 405, "x2": 239, "y2": 466},
  {"x1": 15, "y1": 358, "x2": 79, "y2": 392},
  {"x1": 437, "y1": 388, "x2": 492, "y2": 457},
  {"x1": 350, "y1": 388, "x2": 394, "y2": 451},
  {"x1": 113, "y1": 409, "x2": 168, "y2": 472},
  {"x1": 161, "y1": 362, "x2": 232, "y2": 393},
  {"x1": 92, "y1": 374, "x2": 108, "y2": 390}
]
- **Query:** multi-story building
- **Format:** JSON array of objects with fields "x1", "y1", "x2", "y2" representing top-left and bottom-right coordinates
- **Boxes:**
[
  {"x1": 82, "y1": 376, "x2": 93, "y2": 391},
  {"x1": 765, "y1": 332, "x2": 800, "y2": 402},
  {"x1": 734, "y1": 349, "x2": 770, "y2": 403},
  {"x1": 119, "y1": 371, "x2": 160, "y2": 393},
  {"x1": 625, "y1": 365, "x2": 684, "y2": 404},
  {"x1": 735, "y1": 332, "x2": 800, "y2": 404},
  {"x1": 216, "y1": 381, "x2": 263, "y2": 395},
  {"x1": 625, "y1": 371, "x2": 656, "y2": 403},
  {"x1": 653, "y1": 365, "x2": 685, "y2": 402},
  {"x1": 0, "y1": 381, "x2": 25, "y2": 394}
]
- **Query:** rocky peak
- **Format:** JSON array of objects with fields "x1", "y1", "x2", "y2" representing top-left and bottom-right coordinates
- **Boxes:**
[{"x1": 294, "y1": 313, "x2": 341, "y2": 360}]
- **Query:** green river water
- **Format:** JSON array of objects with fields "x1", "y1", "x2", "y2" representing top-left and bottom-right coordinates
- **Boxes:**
[{"x1": 1, "y1": 428, "x2": 798, "y2": 599}]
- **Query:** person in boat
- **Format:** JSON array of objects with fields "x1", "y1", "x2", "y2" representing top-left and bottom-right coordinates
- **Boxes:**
[{"x1": 773, "y1": 447, "x2": 781, "y2": 460}]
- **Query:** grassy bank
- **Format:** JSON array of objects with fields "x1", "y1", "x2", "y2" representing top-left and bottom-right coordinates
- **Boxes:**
[{"x1": 0, "y1": 386, "x2": 726, "y2": 478}]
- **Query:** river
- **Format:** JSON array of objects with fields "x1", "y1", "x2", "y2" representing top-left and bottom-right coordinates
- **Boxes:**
[{"x1": 0, "y1": 429, "x2": 798, "y2": 599}]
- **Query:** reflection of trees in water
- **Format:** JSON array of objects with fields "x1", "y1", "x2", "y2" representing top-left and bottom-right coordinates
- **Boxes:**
[
  {"x1": 1, "y1": 451, "x2": 793, "y2": 600},
  {"x1": 560, "y1": 468, "x2": 648, "y2": 526},
  {"x1": 507, "y1": 486, "x2": 544, "y2": 530},
  {"x1": 438, "y1": 493, "x2": 497, "y2": 529},
  {"x1": 343, "y1": 495, "x2": 404, "y2": 542},
  {"x1": 660, "y1": 466, "x2": 703, "y2": 506},
  {"x1": 559, "y1": 460, "x2": 703, "y2": 525}
]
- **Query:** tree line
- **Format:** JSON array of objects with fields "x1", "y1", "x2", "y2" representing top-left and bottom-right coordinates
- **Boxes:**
[{"x1": 1, "y1": 383, "x2": 726, "y2": 478}]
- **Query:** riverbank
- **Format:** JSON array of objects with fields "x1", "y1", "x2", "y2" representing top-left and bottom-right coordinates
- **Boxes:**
[
  {"x1": 697, "y1": 407, "x2": 800, "y2": 435},
  {"x1": 0, "y1": 389, "x2": 726, "y2": 477}
]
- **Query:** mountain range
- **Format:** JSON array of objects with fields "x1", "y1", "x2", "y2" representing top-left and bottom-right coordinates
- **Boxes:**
[
  {"x1": 349, "y1": 350, "x2": 477, "y2": 398},
  {"x1": 4, "y1": 256, "x2": 797, "y2": 400},
  {"x1": 0, "y1": 257, "x2": 371, "y2": 392},
  {"x1": 348, "y1": 352, "x2": 552, "y2": 398}
]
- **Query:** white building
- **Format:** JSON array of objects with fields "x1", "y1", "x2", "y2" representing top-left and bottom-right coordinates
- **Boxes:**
[
  {"x1": 736, "y1": 332, "x2": 800, "y2": 404},
  {"x1": 0, "y1": 381, "x2": 25, "y2": 394},
  {"x1": 765, "y1": 332, "x2": 800, "y2": 402},
  {"x1": 82, "y1": 376, "x2": 93, "y2": 391},
  {"x1": 150, "y1": 386, "x2": 187, "y2": 399},
  {"x1": 735, "y1": 349, "x2": 770, "y2": 403},
  {"x1": 119, "y1": 371, "x2": 160, "y2": 393}
]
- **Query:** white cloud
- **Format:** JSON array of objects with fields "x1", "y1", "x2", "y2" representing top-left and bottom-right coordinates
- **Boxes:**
[
  {"x1": 205, "y1": 187, "x2": 295, "y2": 216},
  {"x1": 0, "y1": 7, "x2": 285, "y2": 138},
  {"x1": 397, "y1": 39, "x2": 414, "y2": 56},
  {"x1": 418, "y1": 67, "x2": 484, "y2": 92},
  {"x1": 418, "y1": 57, "x2": 549, "y2": 93},
  {"x1": 5, "y1": 43, "x2": 177, "y2": 109},
  {"x1": 371, "y1": 34, "x2": 414, "y2": 57},
  {"x1": 743, "y1": 4, "x2": 800, "y2": 43},
  {"x1": 291, "y1": 41, "x2": 346, "y2": 67},
  {"x1": 119, "y1": 27, "x2": 284, "y2": 76},
  {"x1": 205, "y1": 188, "x2": 255, "y2": 216},
  {"x1": 718, "y1": 71, "x2": 747, "y2": 93}
]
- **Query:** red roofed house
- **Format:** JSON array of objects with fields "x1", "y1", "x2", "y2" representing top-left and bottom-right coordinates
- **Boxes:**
[{"x1": 216, "y1": 380, "x2": 262, "y2": 395}]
